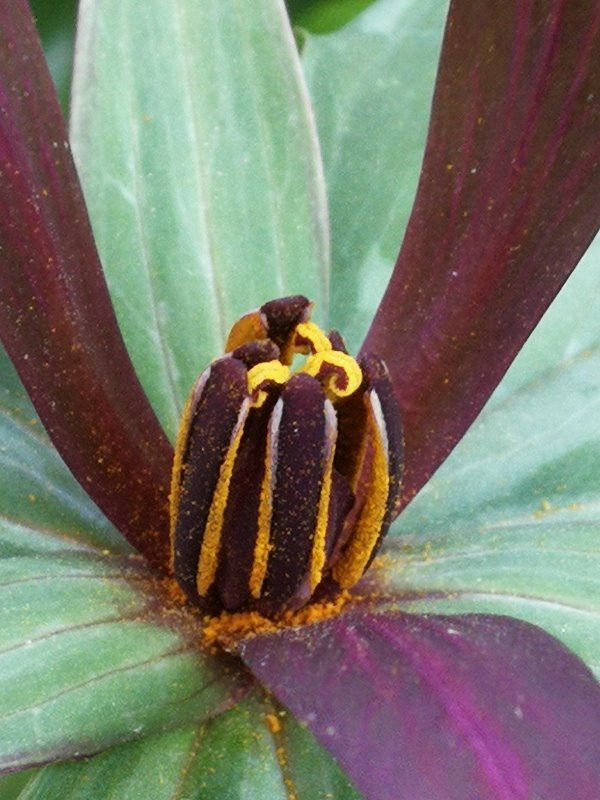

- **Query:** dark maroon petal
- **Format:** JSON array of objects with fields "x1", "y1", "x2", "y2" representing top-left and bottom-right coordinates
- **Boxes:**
[
  {"x1": 171, "y1": 357, "x2": 250, "y2": 607},
  {"x1": 261, "y1": 294, "x2": 311, "y2": 351},
  {"x1": 363, "y1": 1, "x2": 600, "y2": 503},
  {"x1": 0, "y1": 0, "x2": 173, "y2": 566},
  {"x1": 262, "y1": 373, "x2": 332, "y2": 606},
  {"x1": 217, "y1": 393, "x2": 278, "y2": 611},
  {"x1": 241, "y1": 610, "x2": 600, "y2": 800}
]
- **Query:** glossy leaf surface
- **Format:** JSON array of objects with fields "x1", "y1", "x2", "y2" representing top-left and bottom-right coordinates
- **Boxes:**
[
  {"x1": 16, "y1": 695, "x2": 360, "y2": 800},
  {"x1": 0, "y1": 544, "x2": 245, "y2": 774},
  {"x1": 241, "y1": 611, "x2": 600, "y2": 800},
  {"x1": 70, "y1": 0, "x2": 329, "y2": 439},
  {"x1": 362, "y1": 0, "x2": 600, "y2": 501},
  {"x1": 0, "y1": 0, "x2": 172, "y2": 565}
]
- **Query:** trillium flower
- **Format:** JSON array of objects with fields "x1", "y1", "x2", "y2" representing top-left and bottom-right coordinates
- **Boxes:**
[{"x1": 1, "y1": 1, "x2": 600, "y2": 798}]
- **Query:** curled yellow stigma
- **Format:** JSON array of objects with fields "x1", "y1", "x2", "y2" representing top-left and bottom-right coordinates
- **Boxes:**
[
  {"x1": 294, "y1": 320, "x2": 334, "y2": 355},
  {"x1": 247, "y1": 360, "x2": 290, "y2": 392},
  {"x1": 302, "y1": 350, "x2": 363, "y2": 399}
]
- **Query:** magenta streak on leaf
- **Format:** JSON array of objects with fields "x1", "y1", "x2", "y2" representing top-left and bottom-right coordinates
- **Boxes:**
[
  {"x1": 360, "y1": 615, "x2": 526, "y2": 799},
  {"x1": 240, "y1": 610, "x2": 600, "y2": 800},
  {"x1": 362, "y1": 0, "x2": 600, "y2": 506},
  {"x1": 0, "y1": 0, "x2": 173, "y2": 568}
]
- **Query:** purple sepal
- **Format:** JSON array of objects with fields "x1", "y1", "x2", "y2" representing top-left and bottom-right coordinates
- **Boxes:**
[
  {"x1": 0, "y1": 0, "x2": 173, "y2": 566},
  {"x1": 240, "y1": 610, "x2": 600, "y2": 800},
  {"x1": 363, "y1": 1, "x2": 600, "y2": 505}
]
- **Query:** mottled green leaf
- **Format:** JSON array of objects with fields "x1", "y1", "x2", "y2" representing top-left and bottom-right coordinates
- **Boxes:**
[
  {"x1": 302, "y1": 0, "x2": 448, "y2": 350},
  {"x1": 0, "y1": 347, "x2": 125, "y2": 556},
  {"x1": 0, "y1": 545, "x2": 245, "y2": 773},
  {"x1": 17, "y1": 695, "x2": 360, "y2": 800},
  {"x1": 71, "y1": 0, "x2": 329, "y2": 440},
  {"x1": 492, "y1": 233, "x2": 600, "y2": 403}
]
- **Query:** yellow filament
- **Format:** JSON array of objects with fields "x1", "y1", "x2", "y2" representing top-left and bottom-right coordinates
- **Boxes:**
[
  {"x1": 309, "y1": 404, "x2": 337, "y2": 592},
  {"x1": 294, "y1": 321, "x2": 332, "y2": 354},
  {"x1": 249, "y1": 425, "x2": 275, "y2": 598},
  {"x1": 302, "y1": 351, "x2": 363, "y2": 399},
  {"x1": 196, "y1": 404, "x2": 249, "y2": 596},
  {"x1": 333, "y1": 392, "x2": 389, "y2": 589}
]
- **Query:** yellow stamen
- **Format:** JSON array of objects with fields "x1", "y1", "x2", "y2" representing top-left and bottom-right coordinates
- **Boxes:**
[
  {"x1": 196, "y1": 402, "x2": 249, "y2": 596},
  {"x1": 333, "y1": 391, "x2": 389, "y2": 588},
  {"x1": 302, "y1": 350, "x2": 363, "y2": 399}
]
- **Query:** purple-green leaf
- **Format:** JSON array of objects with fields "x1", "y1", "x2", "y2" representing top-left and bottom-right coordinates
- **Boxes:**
[
  {"x1": 241, "y1": 610, "x2": 600, "y2": 800},
  {"x1": 0, "y1": 0, "x2": 173, "y2": 567},
  {"x1": 363, "y1": 0, "x2": 600, "y2": 502}
]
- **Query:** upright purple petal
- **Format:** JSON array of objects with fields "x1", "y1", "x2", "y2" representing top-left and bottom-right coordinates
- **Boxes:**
[
  {"x1": 241, "y1": 610, "x2": 600, "y2": 800},
  {"x1": 0, "y1": 0, "x2": 173, "y2": 567},
  {"x1": 363, "y1": 1, "x2": 600, "y2": 502}
]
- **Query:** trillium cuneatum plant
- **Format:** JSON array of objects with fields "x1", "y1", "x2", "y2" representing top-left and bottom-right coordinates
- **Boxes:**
[{"x1": 1, "y1": 0, "x2": 600, "y2": 797}]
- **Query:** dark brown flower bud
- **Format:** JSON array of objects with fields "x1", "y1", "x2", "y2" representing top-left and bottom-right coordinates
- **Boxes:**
[{"x1": 170, "y1": 296, "x2": 402, "y2": 616}]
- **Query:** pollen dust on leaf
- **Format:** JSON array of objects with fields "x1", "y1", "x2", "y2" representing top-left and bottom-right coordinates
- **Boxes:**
[
  {"x1": 201, "y1": 591, "x2": 356, "y2": 652},
  {"x1": 265, "y1": 712, "x2": 281, "y2": 734}
]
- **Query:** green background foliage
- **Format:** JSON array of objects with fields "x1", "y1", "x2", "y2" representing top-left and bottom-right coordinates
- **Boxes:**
[{"x1": 1, "y1": 0, "x2": 598, "y2": 797}]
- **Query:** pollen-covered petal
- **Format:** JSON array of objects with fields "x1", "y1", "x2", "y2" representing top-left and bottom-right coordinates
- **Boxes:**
[
  {"x1": 260, "y1": 373, "x2": 337, "y2": 609},
  {"x1": 170, "y1": 357, "x2": 249, "y2": 605},
  {"x1": 360, "y1": 352, "x2": 404, "y2": 522},
  {"x1": 171, "y1": 299, "x2": 403, "y2": 615},
  {"x1": 333, "y1": 353, "x2": 403, "y2": 588}
]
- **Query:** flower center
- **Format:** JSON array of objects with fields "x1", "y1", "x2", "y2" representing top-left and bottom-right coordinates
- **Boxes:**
[{"x1": 169, "y1": 295, "x2": 403, "y2": 617}]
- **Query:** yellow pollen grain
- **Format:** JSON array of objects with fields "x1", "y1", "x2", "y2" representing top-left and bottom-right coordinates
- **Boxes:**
[
  {"x1": 265, "y1": 712, "x2": 282, "y2": 734},
  {"x1": 201, "y1": 591, "x2": 354, "y2": 651},
  {"x1": 333, "y1": 398, "x2": 389, "y2": 589},
  {"x1": 196, "y1": 406, "x2": 248, "y2": 596},
  {"x1": 249, "y1": 427, "x2": 275, "y2": 599}
]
